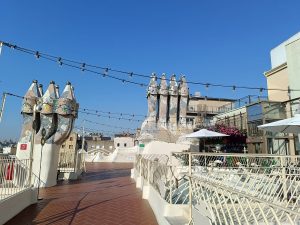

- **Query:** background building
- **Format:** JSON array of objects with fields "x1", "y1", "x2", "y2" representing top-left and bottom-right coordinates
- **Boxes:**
[
  {"x1": 187, "y1": 93, "x2": 235, "y2": 128},
  {"x1": 60, "y1": 132, "x2": 78, "y2": 152},
  {"x1": 214, "y1": 32, "x2": 300, "y2": 155},
  {"x1": 263, "y1": 32, "x2": 300, "y2": 155},
  {"x1": 83, "y1": 133, "x2": 114, "y2": 151},
  {"x1": 114, "y1": 132, "x2": 135, "y2": 148}
]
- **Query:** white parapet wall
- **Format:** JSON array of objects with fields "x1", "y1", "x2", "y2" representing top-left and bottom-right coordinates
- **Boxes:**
[
  {"x1": 142, "y1": 184, "x2": 190, "y2": 225},
  {"x1": 132, "y1": 164, "x2": 190, "y2": 225},
  {"x1": 0, "y1": 188, "x2": 37, "y2": 224},
  {"x1": 142, "y1": 141, "x2": 190, "y2": 157},
  {"x1": 85, "y1": 146, "x2": 139, "y2": 163}
]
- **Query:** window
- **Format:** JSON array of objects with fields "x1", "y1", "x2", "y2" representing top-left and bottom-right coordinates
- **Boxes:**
[
  {"x1": 62, "y1": 145, "x2": 65, "y2": 148},
  {"x1": 117, "y1": 143, "x2": 120, "y2": 147},
  {"x1": 124, "y1": 143, "x2": 127, "y2": 147},
  {"x1": 69, "y1": 137, "x2": 73, "y2": 141},
  {"x1": 69, "y1": 145, "x2": 73, "y2": 149}
]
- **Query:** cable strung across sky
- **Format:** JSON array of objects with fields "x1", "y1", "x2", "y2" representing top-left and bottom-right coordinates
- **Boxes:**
[
  {"x1": 4, "y1": 90, "x2": 288, "y2": 124},
  {"x1": 0, "y1": 40, "x2": 299, "y2": 93}
]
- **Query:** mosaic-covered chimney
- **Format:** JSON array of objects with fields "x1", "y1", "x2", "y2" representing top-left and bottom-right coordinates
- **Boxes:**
[
  {"x1": 168, "y1": 74, "x2": 178, "y2": 129},
  {"x1": 178, "y1": 75, "x2": 189, "y2": 127},
  {"x1": 147, "y1": 73, "x2": 158, "y2": 122},
  {"x1": 16, "y1": 80, "x2": 40, "y2": 160},
  {"x1": 158, "y1": 74, "x2": 168, "y2": 127},
  {"x1": 16, "y1": 80, "x2": 78, "y2": 187}
]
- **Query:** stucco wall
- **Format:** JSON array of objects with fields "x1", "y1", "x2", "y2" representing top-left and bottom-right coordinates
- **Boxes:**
[
  {"x1": 114, "y1": 137, "x2": 134, "y2": 148},
  {"x1": 270, "y1": 32, "x2": 300, "y2": 69},
  {"x1": 286, "y1": 38, "x2": 300, "y2": 114},
  {"x1": 265, "y1": 64, "x2": 289, "y2": 102}
]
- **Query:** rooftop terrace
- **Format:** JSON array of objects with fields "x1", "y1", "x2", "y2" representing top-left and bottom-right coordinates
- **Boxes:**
[{"x1": 5, "y1": 162, "x2": 158, "y2": 225}]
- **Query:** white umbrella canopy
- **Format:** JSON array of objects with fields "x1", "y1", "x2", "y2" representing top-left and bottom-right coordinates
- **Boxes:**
[
  {"x1": 258, "y1": 114, "x2": 300, "y2": 133},
  {"x1": 185, "y1": 129, "x2": 229, "y2": 138},
  {"x1": 185, "y1": 129, "x2": 228, "y2": 152}
]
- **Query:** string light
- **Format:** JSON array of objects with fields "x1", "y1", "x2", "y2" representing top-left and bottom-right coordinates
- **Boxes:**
[
  {"x1": 35, "y1": 51, "x2": 40, "y2": 59},
  {"x1": 104, "y1": 68, "x2": 109, "y2": 77},
  {"x1": 259, "y1": 88, "x2": 264, "y2": 94},
  {"x1": 5, "y1": 90, "x2": 273, "y2": 122},
  {"x1": 81, "y1": 63, "x2": 86, "y2": 72},
  {"x1": 83, "y1": 119, "x2": 137, "y2": 131},
  {"x1": 0, "y1": 40, "x2": 298, "y2": 93},
  {"x1": 57, "y1": 57, "x2": 63, "y2": 66}
]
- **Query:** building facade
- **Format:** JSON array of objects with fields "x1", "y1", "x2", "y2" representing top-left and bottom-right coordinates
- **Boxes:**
[
  {"x1": 187, "y1": 95, "x2": 235, "y2": 129},
  {"x1": 263, "y1": 32, "x2": 300, "y2": 155},
  {"x1": 214, "y1": 32, "x2": 300, "y2": 155},
  {"x1": 84, "y1": 133, "x2": 114, "y2": 152},
  {"x1": 60, "y1": 132, "x2": 78, "y2": 152}
]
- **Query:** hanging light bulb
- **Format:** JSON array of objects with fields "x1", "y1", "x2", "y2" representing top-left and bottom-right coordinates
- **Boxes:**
[
  {"x1": 81, "y1": 63, "x2": 86, "y2": 72},
  {"x1": 122, "y1": 80, "x2": 126, "y2": 84},
  {"x1": 205, "y1": 83, "x2": 210, "y2": 90},
  {"x1": 35, "y1": 51, "x2": 40, "y2": 59},
  {"x1": 57, "y1": 57, "x2": 63, "y2": 66},
  {"x1": 103, "y1": 68, "x2": 109, "y2": 77},
  {"x1": 259, "y1": 88, "x2": 263, "y2": 94},
  {"x1": 129, "y1": 72, "x2": 133, "y2": 78},
  {"x1": 232, "y1": 85, "x2": 236, "y2": 91}
]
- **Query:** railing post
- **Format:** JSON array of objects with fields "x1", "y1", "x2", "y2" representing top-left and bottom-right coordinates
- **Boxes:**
[
  {"x1": 188, "y1": 152, "x2": 192, "y2": 222},
  {"x1": 75, "y1": 150, "x2": 79, "y2": 173},
  {"x1": 169, "y1": 181, "x2": 173, "y2": 204},
  {"x1": 280, "y1": 157, "x2": 288, "y2": 203},
  {"x1": 170, "y1": 161, "x2": 173, "y2": 205}
]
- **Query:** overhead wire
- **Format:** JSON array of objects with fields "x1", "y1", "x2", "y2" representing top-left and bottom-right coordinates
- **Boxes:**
[{"x1": 1, "y1": 40, "x2": 299, "y2": 93}]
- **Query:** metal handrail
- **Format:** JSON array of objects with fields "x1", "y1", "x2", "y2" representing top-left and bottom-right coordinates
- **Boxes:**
[
  {"x1": 135, "y1": 152, "x2": 300, "y2": 224},
  {"x1": 0, "y1": 156, "x2": 40, "y2": 201}
]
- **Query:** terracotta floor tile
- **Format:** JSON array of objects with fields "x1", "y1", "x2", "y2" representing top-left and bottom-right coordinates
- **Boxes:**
[{"x1": 5, "y1": 163, "x2": 158, "y2": 225}]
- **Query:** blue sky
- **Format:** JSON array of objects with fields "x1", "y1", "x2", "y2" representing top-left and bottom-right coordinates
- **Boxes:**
[{"x1": 0, "y1": 0, "x2": 300, "y2": 140}]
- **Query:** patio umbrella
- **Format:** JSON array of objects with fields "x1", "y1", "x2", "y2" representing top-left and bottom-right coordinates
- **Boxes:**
[
  {"x1": 185, "y1": 129, "x2": 228, "y2": 152},
  {"x1": 258, "y1": 114, "x2": 300, "y2": 133}
]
